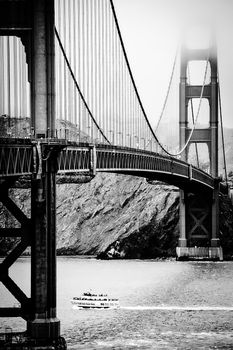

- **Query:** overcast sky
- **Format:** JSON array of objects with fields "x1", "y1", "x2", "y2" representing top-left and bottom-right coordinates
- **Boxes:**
[{"x1": 113, "y1": 0, "x2": 233, "y2": 128}]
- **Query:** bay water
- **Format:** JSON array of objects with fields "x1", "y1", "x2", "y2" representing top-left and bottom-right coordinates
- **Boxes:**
[{"x1": 1, "y1": 257, "x2": 233, "y2": 349}]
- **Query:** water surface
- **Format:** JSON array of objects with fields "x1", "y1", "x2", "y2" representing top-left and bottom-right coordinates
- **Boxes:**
[{"x1": 1, "y1": 257, "x2": 233, "y2": 349}]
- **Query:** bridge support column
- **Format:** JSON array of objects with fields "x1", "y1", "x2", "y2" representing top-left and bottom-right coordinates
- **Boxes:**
[
  {"x1": 32, "y1": 0, "x2": 55, "y2": 138},
  {"x1": 28, "y1": 174, "x2": 58, "y2": 338},
  {"x1": 178, "y1": 190, "x2": 187, "y2": 247},
  {"x1": 211, "y1": 183, "x2": 220, "y2": 247},
  {"x1": 27, "y1": 149, "x2": 66, "y2": 348}
]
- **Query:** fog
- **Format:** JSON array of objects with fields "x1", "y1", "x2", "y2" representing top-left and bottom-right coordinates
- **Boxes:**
[{"x1": 113, "y1": 0, "x2": 233, "y2": 128}]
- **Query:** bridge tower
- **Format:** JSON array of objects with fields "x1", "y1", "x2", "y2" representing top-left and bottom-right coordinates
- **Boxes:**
[
  {"x1": 0, "y1": 0, "x2": 66, "y2": 348},
  {"x1": 176, "y1": 34, "x2": 223, "y2": 260}
]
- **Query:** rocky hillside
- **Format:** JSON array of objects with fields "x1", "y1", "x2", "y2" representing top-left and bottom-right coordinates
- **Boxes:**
[
  {"x1": 0, "y1": 174, "x2": 180, "y2": 258},
  {"x1": 55, "y1": 174, "x2": 180, "y2": 258}
]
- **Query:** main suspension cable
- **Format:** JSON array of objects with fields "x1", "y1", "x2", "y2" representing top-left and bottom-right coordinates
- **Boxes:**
[
  {"x1": 155, "y1": 46, "x2": 179, "y2": 132},
  {"x1": 109, "y1": 0, "x2": 161, "y2": 147},
  {"x1": 170, "y1": 57, "x2": 210, "y2": 156},
  {"x1": 187, "y1": 64, "x2": 199, "y2": 167},
  {"x1": 110, "y1": 0, "x2": 209, "y2": 157}
]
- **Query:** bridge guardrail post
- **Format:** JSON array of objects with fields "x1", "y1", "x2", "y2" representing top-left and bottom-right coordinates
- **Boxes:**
[
  {"x1": 89, "y1": 144, "x2": 96, "y2": 177},
  {"x1": 178, "y1": 189, "x2": 187, "y2": 248}
]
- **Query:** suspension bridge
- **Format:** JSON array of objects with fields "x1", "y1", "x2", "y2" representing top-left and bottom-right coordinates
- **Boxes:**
[{"x1": 0, "y1": 0, "x2": 231, "y2": 348}]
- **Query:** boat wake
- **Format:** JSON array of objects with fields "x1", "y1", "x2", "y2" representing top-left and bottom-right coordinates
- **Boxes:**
[{"x1": 121, "y1": 305, "x2": 233, "y2": 311}]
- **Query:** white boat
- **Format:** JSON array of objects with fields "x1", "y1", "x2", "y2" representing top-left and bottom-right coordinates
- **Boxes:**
[{"x1": 70, "y1": 292, "x2": 120, "y2": 309}]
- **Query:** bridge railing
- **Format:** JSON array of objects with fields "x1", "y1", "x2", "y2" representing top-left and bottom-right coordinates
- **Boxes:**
[
  {"x1": 95, "y1": 145, "x2": 215, "y2": 189},
  {"x1": 0, "y1": 138, "x2": 215, "y2": 191},
  {"x1": 0, "y1": 139, "x2": 34, "y2": 177}
]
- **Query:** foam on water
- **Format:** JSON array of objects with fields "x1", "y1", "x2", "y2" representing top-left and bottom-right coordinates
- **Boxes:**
[{"x1": 121, "y1": 305, "x2": 233, "y2": 311}]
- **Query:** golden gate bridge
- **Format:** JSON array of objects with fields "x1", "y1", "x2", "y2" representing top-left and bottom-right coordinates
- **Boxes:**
[{"x1": 0, "y1": 0, "x2": 231, "y2": 348}]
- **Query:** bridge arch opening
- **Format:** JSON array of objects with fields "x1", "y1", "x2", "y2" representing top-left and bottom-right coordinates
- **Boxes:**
[
  {"x1": 187, "y1": 98, "x2": 210, "y2": 128},
  {"x1": 187, "y1": 60, "x2": 211, "y2": 86},
  {"x1": 188, "y1": 143, "x2": 210, "y2": 172}
]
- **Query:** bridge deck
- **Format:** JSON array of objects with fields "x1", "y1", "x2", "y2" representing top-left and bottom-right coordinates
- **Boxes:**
[{"x1": 0, "y1": 139, "x2": 215, "y2": 192}]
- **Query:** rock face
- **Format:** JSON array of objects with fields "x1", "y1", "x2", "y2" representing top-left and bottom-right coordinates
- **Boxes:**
[
  {"x1": 0, "y1": 174, "x2": 180, "y2": 257},
  {"x1": 56, "y1": 174, "x2": 180, "y2": 257},
  {"x1": 0, "y1": 173, "x2": 233, "y2": 259}
]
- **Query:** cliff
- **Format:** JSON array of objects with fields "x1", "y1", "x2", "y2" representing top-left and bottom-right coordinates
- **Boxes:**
[
  {"x1": 0, "y1": 174, "x2": 180, "y2": 258},
  {"x1": 55, "y1": 174, "x2": 180, "y2": 257}
]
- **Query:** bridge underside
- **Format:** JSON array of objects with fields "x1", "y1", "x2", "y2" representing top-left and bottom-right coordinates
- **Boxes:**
[{"x1": 111, "y1": 170, "x2": 212, "y2": 193}]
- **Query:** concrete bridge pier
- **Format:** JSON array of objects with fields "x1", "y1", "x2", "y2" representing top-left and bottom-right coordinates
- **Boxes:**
[{"x1": 176, "y1": 184, "x2": 223, "y2": 261}]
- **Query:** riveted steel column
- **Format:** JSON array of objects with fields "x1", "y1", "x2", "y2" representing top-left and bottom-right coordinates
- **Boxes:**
[
  {"x1": 28, "y1": 0, "x2": 60, "y2": 342},
  {"x1": 209, "y1": 45, "x2": 218, "y2": 178},
  {"x1": 178, "y1": 47, "x2": 188, "y2": 249},
  {"x1": 28, "y1": 152, "x2": 60, "y2": 340},
  {"x1": 179, "y1": 190, "x2": 187, "y2": 247},
  {"x1": 209, "y1": 44, "x2": 220, "y2": 247},
  {"x1": 179, "y1": 46, "x2": 188, "y2": 163},
  {"x1": 211, "y1": 180, "x2": 220, "y2": 247},
  {"x1": 31, "y1": 0, "x2": 55, "y2": 138}
]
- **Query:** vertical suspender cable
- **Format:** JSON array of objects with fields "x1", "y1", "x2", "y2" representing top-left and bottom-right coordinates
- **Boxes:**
[
  {"x1": 121, "y1": 46, "x2": 125, "y2": 145},
  {"x1": 109, "y1": 0, "x2": 160, "y2": 149},
  {"x1": 155, "y1": 47, "x2": 179, "y2": 132},
  {"x1": 7, "y1": 37, "x2": 11, "y2": 118},
  {"x1": 89, "y1": 0, "x2": 93, "y2": 140},
  {"x1": 55, "y1": 27, "x2": 110, "y2": 144},
  {"x1": 77, "y1": 0, "x2": 81, "y2": 142},
  {"x1": 105, "y1": 0, "x2": 109, "y2": 140},
  {"x1": 98, "y1": 0, "x2": 102, "y2": 137},
  {"x1": 102, "y1": 0, "x2": 105, "y2": 135},
  {"x1": 117, "y1": 28, "x2": 120, "y2": 144},
  {"x1": 109, "y1": 0, "x2": 209, "y2": 156},
  {"x1": 0, "y1": 39, "x2": 3, "y2": 116},
  {"x1": 68, "y1": 0, "x2": 72, "y2": 128},
  {"x1": 111, "y1": 8, "x2": 115, "y2": 144},
  {"x1": 124, "y1": 60, "x2": 127, "y2": 146},
  {"x1": 188, "y1": 65, "x2": 199, "y2": 167},
  {"x1": 114, "y1": 15, "x2": 118, "y2": 143},
  {"x1": 108, "y1": 2, "x2": 112, "y2": 141},
  {"x1": 85, "y1": 0, "x2": 91, "y2": 140},
  {"x1": 190, "y1": 98, "x2": 200, "y2": 167},
  {"x1": 82, "y1": 0, "x2": 86, "y2": 134},
  {"x1": 73, "y1": 0, "x2": 77, "y2": 135},
  {"x1": 94, "y1": 0, "x2": 98, "y2": 141},
  {"x1": 63, "y1": 0, "x2": 67, "y2": 123}
]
